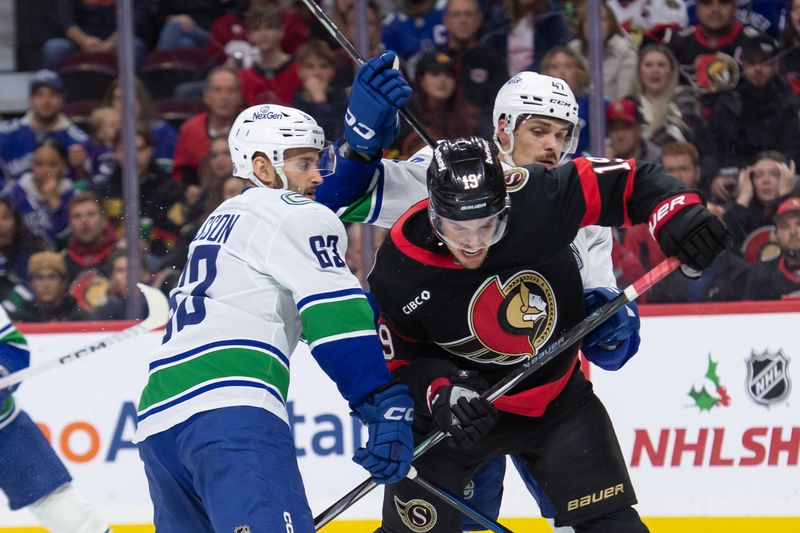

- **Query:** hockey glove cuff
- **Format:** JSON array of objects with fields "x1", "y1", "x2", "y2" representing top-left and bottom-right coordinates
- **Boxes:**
[
  {"x1": 581, "y1": 287, "x2": 641, "y2": 371},
  {"x1": 427, "y1": 372, "x2": 497, "y2": 449},
  {"x1": 352, "y1": 382, "x2": 414, "y2": 484},
  {"x1": 650, "y1": 195, "x2": 731, "y2": 271}
]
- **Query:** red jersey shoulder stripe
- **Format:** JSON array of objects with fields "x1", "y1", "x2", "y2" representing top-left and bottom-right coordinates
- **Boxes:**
[{"x1": 390, "y1": 199, "x2": 463, "y2": 270}]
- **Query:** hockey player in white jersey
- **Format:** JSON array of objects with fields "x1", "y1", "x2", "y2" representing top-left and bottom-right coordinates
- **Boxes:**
[
  {"x1": 134, "y1": 104, "x2": 414, "y2": 533},
  {"x1": 318, "y1": 56, "x2": 640, "y2": 531},
  {"x1": 0, "y1": 306, "x2": 111, "y2": 533}
]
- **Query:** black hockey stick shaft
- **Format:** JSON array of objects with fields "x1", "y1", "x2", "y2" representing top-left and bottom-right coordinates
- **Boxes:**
[
  {"x1": 298, "y1": 0, "x2": 437, "y2": 149},
  {"x1": 408, "y1": 467, "x2": 514, "y2": 533},
  {"x1": 314, "y1": 257, "x2": 680, "y2": 529}
]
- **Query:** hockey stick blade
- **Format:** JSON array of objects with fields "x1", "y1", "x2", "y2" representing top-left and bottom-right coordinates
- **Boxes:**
[
  {"x1": 298, "y1": 0, "x2": 436, "y2": 149},
  {"x1": 313, "y1": 257, "x2": 680, "y2": 529},
  {"x1": 0, "y1": 283, "x2": 169, "y2": 390}
]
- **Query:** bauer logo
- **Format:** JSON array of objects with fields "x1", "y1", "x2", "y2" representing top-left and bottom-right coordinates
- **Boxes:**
[
  {"x1": 394, "y1": 496, "x2": 437, "y2": 532},
  {"x1": 745, "y1": 349, "x2": 791, "y2": 407},
  {"x1": 567, "y1": 484, "x2": 624, "y2": 511},
  {"x1": 234, "y1": 526, "x2": 251, "y2": 533}
]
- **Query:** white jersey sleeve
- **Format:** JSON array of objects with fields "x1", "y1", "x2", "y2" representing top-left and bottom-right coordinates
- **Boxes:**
[
  {"x1": 572, "y1": 226, "x2": 617, "y2": 288},
  {"x1": 337, "y1": 149, "x2": 429, "y2": 228}
]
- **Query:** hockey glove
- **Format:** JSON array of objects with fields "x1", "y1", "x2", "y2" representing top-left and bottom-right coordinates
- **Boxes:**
[
  {"x1": 581, "y1": 287, "x2": 641, "y2": 371},
  {"x1": 344, "y1": 51, "x2": 411, "y2": 155},
  {"x1": 0, "y1": 339, "x2": 31, "y2": 403},
  {"x1": 650, "y1": 195, "x2": 731, "y2": 272},
  {"x1": 352, "y1": 382, "x2": 414, "y2": 484},
  {"x1": 427, "y1": 371, "x2": 497, "y2": 449}
]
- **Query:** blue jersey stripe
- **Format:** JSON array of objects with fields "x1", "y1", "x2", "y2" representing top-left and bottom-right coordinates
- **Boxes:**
[
  {"x1": 0, "y1": 323, "x2": 13, "y2": 336},
  {"x1": 138, "y1": 379, "x2": 284, "y2": 421},
  {"x1": 296, "y1": 288, "x2": 365, "y2": 311},
  {"x1": 149, "y1": 339, "x2": 289, "y2": 372}
]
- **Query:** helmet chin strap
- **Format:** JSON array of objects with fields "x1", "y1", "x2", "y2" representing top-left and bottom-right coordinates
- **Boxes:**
[
  {"x1": 493, "y1": 130, "x2": 517, "y2": 167},
  {"x1": 275, "y1": 167, "x2": 290, "y2": 190}
]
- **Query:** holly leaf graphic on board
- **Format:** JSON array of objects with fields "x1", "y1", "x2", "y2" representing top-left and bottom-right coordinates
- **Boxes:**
[
  {"x1": 688, "y1": 385, "x2": 719, "y2": 411},
  {"x1": 688, "y1": 353, "x2": 729, "y2": 411},
  {"x1": 704, "y1": 353, "x2": 721, "y2": 388}
]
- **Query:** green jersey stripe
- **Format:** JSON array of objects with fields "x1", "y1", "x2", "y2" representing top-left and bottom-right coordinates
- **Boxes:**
[
  {"x1": 0, "y1": 328, "x2": 28, "y2": 347},
  {"x1": 138, "y1": 347, "x2": 290, "y2": 411},
  {"x1": 308, "y1": 329, "x2": 378, "y2": 350},
  {"x1": 339, "y1": 191, "x2": 376, "y2": 223},
  {"x1": 300, "y1": 298, "x2": 376, "y2": 345}
]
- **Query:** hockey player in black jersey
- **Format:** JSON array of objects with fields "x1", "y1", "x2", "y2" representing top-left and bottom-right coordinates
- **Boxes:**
[{"x1": 368, "y1": 136, "x2": 730, "y2": 532}]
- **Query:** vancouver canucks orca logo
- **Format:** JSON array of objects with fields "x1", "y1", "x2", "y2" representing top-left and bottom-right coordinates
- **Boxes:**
[
  {"x1": 394, "y1": 496, "x2": 437, "y2": 532},
  {"x1": 439, "y1": 271, "x2": 557, "y2": 365}
]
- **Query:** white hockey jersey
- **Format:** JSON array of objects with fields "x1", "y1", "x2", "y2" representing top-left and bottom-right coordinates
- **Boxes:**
[
  {"x1": 336, "y1": 147, "x2": 616, "y2": 288},
  {"x1": 135, "y1": 188, "x2": 391, "y2": 442}
]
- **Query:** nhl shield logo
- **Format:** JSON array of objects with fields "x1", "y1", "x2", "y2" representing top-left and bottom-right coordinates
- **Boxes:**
[{"x1": 745, "y1": 349, "x2": 791, "y2": 407}]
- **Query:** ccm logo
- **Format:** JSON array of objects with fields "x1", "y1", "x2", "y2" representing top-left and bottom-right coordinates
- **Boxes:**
[
  {"x1": 567, "y1": 484, "x2": 625, "y2": 511},
  {"x1": 403, "y1": 290, "x2": 431, "y2": 315},
  {"x1": 384, "y1": 407, "x2": 414, "y2": 421},
  {"x1": 648, "y1": 195, "x2": 687, "y2": 235}
]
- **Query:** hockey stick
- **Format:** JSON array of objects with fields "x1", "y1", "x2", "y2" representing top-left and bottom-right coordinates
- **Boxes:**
[
  {"x1": 0, "y1": 284, "x2": 169, "y2": 390},
  {"x1": 298, "y1": 0, "x2": 437, "y2": 149},
  {"x1": 314, "y1": 256, "x2": 681, "y2": 529},
  {"x1": 407, "y1": 467, "x2": 514, "y2": 533}
]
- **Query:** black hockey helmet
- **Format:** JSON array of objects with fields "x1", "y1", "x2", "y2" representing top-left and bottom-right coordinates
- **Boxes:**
[{"x1": 427, "y1": 137, "x2": 511, "y2": 249}]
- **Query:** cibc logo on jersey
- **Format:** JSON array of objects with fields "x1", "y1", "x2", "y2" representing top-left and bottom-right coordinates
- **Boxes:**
[
  {"x1": 439, "y1": 270, "x2": 557, "y2": 365},
  {"x1": 403, "y1": 290, "x2": 431, "y2": 315}
]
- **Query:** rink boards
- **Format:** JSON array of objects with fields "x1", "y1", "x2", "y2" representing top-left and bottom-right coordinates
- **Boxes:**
[{"x1": 1, "y1": 300, "x2": 798, "y2": 532}]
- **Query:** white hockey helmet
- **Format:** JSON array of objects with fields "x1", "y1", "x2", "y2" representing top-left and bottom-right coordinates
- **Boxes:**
[
  {"x1": 492, "y1": 71, "x2": 581, "y2": 165},
  {"x1": 228, "y1": 104, "x2": 329, "y2": 189}
]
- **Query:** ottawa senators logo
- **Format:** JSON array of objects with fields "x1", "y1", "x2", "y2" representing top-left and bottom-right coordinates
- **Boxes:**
[
  {"x1": 504, "y1": 167, "x2": 529, "y2": 192},
  {"x1": 439, "y1": 271, "x2": 557, "y2": 365},
  {"x1": 394, "y1": 496, "x2": 437, "y2": 532}
]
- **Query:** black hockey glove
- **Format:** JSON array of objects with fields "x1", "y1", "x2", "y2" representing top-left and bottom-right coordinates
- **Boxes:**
[
  {"x1": 427, "y1": 371, "x2": 497, "y2": 449},
  {"x1": 651, "y1": 196, "x2": 731, "y2": 271}
]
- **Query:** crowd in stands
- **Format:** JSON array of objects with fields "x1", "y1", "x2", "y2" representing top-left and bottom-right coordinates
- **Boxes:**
[{"x1": 1, "y1": 0, "x2": 799, "y2": 322}]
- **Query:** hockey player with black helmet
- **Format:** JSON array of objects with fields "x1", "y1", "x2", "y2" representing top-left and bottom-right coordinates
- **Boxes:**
[{"x1": 364, "y1": 134, "x2": 729, "y2": 532}]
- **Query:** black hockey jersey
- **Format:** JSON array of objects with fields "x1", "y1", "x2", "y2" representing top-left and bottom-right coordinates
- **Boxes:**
[
  {"x1": 368, "y1": 157, "x2": 690, "y2": 417},
  {"x1": 664, "y1": 22, "x2": 762, "y2": 68}
]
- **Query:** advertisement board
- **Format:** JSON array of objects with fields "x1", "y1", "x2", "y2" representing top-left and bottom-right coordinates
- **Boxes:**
[{"x1": 0, "y1": 302, "x2": 798, "y2": 531}]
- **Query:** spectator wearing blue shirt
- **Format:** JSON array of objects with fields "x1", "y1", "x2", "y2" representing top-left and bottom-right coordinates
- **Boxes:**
[
  {"x1": 0, "y1": 71, "x2": 89, "y2": 191},
  {"x1": 3, "y1": 138, "x2": 74, "y2": 249},
  {"x1": 381, "y1": 0, "x2": 448, "y2": 61}
]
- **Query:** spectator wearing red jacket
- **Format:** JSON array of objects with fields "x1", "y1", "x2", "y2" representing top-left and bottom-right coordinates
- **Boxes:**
[
  {"x1": 172, "y1": 67, "x2": 242, "y2": 185},
  {"x1": 63, "y1": 192, "x2": 117, "y2": 283},
  {"x1": 238, "y1": 5, "x2": 302, "y2": 106}
]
